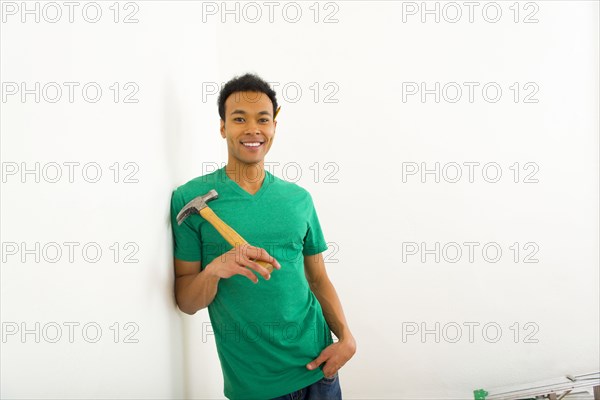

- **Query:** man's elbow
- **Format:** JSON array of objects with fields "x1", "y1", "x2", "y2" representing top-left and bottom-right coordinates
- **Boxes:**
[
  {"x1": 178, "y1": 304, "x2": 198, "y2": 315},
  {"x1": 307, "y1": 273, "x2": 331, "y2": 292},
  {"x1": 175, "y1": 294, "x2": 199, "y2": 315}
]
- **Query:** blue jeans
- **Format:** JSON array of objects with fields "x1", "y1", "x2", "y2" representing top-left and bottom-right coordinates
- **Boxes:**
[{"x1": 269, "y1": 373, "x2": 342, "y2": 400}]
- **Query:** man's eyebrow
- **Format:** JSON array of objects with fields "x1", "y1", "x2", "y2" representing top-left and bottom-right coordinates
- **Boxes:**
[{"x1": 230, "y1": 109, "x2": 273, "y2": 117}]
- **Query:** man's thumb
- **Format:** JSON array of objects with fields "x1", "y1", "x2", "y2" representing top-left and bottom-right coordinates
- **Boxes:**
[{"x1": 306, "y1": 355, "x2": 324, "y2": 370}]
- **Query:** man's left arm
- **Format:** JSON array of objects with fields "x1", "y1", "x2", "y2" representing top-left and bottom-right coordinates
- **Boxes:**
[{"x1": 304, "y1": 252, "x2": 357, "y2": 378}]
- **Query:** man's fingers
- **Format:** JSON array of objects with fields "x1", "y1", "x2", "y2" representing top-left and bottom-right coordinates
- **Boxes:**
[
  {"x1": 322, "y1": 368, "x2": 338, "y2": 379},
  {"x1": 240, "y1": 256, "x2": 271, "y2": 280},
  {"x1": 237, "y1": 266, "x2": 259, "y2": 284},
  {"x1": 306, "y1": 352, "x2": 329, "y2": 371},
  {"x1": 241, "y1": 245, "x2": 281, "y2": 270}
]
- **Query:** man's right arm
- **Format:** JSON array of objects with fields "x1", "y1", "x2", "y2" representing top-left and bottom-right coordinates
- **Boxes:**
[
  {"x1": 174, "y1": 246, "x2": 281, "y2": 315},
  {"x1": 174, "y1": 258, "x2": 221, "y2": 315}
]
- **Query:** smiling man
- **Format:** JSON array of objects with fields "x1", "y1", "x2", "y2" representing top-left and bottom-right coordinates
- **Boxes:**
[{"x1": 170, "y1": 73, "x2": 356, "y2": 399}]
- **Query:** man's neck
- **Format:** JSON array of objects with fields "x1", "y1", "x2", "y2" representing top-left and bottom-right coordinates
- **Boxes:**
[{"x1": 225, "y1": 161, "x2": 265, "y2": 194}]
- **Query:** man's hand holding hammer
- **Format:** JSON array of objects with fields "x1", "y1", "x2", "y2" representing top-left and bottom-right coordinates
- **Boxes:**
[{"x1": 174, "y1": 244, "x2": 281, "y2": 315}]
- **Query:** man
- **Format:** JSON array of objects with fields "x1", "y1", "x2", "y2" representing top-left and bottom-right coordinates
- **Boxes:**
[{"x1": 170, "y1": 73, "x2": 356, "y2": 399}]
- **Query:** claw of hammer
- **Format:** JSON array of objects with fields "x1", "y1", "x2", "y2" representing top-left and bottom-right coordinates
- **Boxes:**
[{"x1": 176, "y1": 189, "x2": 218, "y2": 226}]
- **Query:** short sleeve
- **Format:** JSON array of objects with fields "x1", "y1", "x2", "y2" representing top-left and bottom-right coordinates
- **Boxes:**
[
  {"x1": 302, "y1": 193, "x2": 329, "y2": 256},
  {"x1": 170, "y1": 189, "x2": 202, "y2": 262}
]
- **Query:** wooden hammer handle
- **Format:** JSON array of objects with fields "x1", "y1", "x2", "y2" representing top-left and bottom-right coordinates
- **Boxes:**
[{"x1": 199, "y1": 207, "x2": 274, "y2": 273}]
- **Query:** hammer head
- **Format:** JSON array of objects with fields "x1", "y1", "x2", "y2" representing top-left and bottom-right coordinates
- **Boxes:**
[{"x1": 176, "y1": 189, "x2": 218, "y2": 225}]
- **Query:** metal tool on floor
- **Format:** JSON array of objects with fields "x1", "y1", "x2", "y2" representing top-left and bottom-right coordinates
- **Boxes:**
[{"x1": 473, "y1": 371, "x2": 600, "y2": 400}]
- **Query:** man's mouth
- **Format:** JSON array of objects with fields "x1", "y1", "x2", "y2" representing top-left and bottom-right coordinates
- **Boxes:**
[{"x1": 241, "y1": 141, "x2": 264, "y2": 148}]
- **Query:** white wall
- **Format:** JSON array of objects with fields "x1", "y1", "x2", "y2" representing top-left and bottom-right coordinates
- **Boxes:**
[
  {"x1": 1, "y1": 1, "x2": 598, "y2": 399},
  {"x1": 0, "y1": 2, "x2": 219, "y2": 399}
]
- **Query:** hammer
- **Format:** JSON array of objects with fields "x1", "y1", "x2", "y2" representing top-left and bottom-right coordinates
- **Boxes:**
[{"x1": 176, "y1": 189, "x2": 274, "y2": 273}]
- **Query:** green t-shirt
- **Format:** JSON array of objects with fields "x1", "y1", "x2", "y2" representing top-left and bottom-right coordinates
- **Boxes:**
[{"x1": 170, "y1": 167, "x2": 333, "y2": 399}]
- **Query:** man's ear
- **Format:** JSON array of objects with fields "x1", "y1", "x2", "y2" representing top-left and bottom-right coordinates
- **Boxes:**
[{"x1": 220, "y1": 119, "x2": 225, "y2": 138}]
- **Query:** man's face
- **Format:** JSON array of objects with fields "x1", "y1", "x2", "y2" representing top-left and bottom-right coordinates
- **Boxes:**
[{"x1": 220, "y1": 91, "x2": 277, "y2": 166}]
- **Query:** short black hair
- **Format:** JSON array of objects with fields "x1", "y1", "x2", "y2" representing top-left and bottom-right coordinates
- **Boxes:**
[{"x1": 218, "y1": 73, "x2": 278, "y2": 121}]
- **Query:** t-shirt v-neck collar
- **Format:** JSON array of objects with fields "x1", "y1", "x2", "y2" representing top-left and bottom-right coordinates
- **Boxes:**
[{"x1": 220, "y1": 167, "x2": 272, "y2": 201}]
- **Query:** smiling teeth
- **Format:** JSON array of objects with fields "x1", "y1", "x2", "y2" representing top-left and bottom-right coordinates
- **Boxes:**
[{"x1": 243, "y1": 142, "x2": 262, "y2": 147}]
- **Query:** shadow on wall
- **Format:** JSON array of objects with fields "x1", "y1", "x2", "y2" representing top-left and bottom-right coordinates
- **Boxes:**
[{"x1": 162, "y1": 76, "x2": 193, "y2": 400}]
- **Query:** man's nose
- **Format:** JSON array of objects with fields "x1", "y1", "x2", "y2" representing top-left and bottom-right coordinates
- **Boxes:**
[{"x1": 245, "y1": 122, "x2": 261, "y2": 134}]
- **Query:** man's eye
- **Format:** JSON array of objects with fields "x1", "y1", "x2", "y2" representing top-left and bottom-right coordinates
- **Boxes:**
[
  {"x1": 233, "y1": 117, "x2": 244, "y2": 122},
  {"x1": 260, "y1": 119, "x2": 270, "y2": 123}
]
